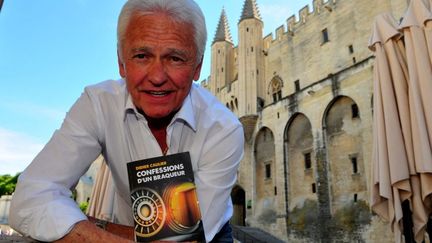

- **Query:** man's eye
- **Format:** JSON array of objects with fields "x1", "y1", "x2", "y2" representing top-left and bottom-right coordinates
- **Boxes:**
[
  {"x1": 133, "y1": 54, "x2": 147, "y2": 59},
  {"x1": 170, "y1": 56, "x2": 184, "y2": 62}
]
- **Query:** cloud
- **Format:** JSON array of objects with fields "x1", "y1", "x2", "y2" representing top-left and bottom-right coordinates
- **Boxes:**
[{"x1": 0, "y1": 128, "x2": 44, "y2": 175}]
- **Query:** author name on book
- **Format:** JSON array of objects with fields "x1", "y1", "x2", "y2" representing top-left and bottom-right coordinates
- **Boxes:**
[{"x1": 135, "y1": 162, "x2": 186, "y2": 184}]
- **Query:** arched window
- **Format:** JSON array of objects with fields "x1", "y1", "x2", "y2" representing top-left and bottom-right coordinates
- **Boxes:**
[{"x1": 269, "y1": 76, "x2": 283, "y2": 103}]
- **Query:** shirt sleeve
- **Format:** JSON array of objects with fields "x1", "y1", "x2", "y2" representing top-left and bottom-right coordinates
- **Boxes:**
[
  {"x1": 9, "y1": 89, "x2": 103, "y2": 242},
  {"x1": 194, "y1": 124, "x2": 244, "y2": 242}
]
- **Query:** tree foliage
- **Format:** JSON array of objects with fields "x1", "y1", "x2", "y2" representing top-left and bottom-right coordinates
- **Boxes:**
[
  {"x1": 79, "y1": 202, "x2": 89, "y2": 213},
  {"x1": 0, "y1": 173, "x2": 20, "y2": 196}
]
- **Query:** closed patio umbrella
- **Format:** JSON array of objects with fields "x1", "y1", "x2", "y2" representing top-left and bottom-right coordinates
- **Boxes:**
[
  {"x1": 399, "y1": 0, "x2": 432, "y2": 239},
  {"x1": 87, "y1": 158, "x2": 115, "y2": 221},
  {"x1": 370, "y1": 0, "x2": 432, "y2": 241},
  {"x1": 369, "y1": 12, "x2": 413, "y2": 243}
]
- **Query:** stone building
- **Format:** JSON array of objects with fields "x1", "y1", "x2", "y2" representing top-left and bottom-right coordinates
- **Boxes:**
[
  {"x1": 0, "y1": 195, "x2": 11, "y2": 225},
  {"x1": 201, "y1": 0, "x2": 409, "y2": 241}
]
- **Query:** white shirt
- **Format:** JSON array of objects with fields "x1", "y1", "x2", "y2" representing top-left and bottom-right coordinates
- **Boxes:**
[{"x1": 9, "y1": 79, "x2": 244, "y2": 242}]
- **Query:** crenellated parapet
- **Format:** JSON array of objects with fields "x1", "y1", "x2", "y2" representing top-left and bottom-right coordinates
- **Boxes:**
[
  {"x1": 267, "y1": 0, "x2": 338, "y2": 43},
  {"x1": 275, "y1": 25, "x2": 285, "y2": 41}
]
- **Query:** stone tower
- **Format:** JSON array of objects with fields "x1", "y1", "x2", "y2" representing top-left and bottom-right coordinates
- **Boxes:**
[
  {"x1": 210, "y1": 8, "x2": 234, "y2": 97},
  {"x1": 237, "y1": 0, "x2": 264, "y2": 117}
]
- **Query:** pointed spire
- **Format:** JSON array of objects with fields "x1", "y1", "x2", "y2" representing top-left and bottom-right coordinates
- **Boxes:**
[
  {"x1": 213, "y1": 8, "x2": 233, "y2": 44},
  {"x1": 240, "y1": 0, "x2": 261, "y2": 22}
]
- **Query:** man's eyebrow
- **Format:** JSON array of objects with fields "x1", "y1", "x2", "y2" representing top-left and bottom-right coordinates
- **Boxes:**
[
  {"x1": 166, "y1": 48, "x2": 191, "y2": 57},
  {"x1": 129, "y1": 47, "x2": 193, "y2": 59},
  {"x1": 131, "y1": 46, "x2": 152, "y2": 53}
]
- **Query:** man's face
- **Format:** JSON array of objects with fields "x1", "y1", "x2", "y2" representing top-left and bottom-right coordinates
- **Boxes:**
[{"x1": 118, "y1": 13, "x2": 202, "y2": 119}]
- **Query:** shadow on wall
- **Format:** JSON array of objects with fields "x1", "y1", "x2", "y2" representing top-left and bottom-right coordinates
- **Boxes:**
[
  {"x1": 254, "y1": 197, "x2": 277, "y2": 224},
  {"x1": 286, "y1": 199, "x2": 371, "y2": 241}
]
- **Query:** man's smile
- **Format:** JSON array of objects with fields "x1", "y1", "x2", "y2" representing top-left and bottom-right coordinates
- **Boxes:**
[{"x1": 141, "y1": 90, "x2": 173, "y2": 96}]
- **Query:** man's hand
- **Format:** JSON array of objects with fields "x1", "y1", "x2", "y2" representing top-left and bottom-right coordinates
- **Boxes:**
[
  {"x1": 55, "y1": 218, "x2": 134, "y2": 243},
  {"x1": 55, "y1": 217, "x2": 192, "y2": 242}
]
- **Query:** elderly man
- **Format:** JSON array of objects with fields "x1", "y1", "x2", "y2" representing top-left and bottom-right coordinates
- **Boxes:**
[{"x1": 9, "y1": 0, "x2": 244, "y2": 242}]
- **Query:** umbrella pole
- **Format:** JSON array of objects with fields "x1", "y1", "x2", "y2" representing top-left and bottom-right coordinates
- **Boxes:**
[
  {"x1": 427, "y1": 217, "x2": 432, "y2": 242},
  {"x1": 402, "y1": 200, "x2": 415, "y2": 243}
]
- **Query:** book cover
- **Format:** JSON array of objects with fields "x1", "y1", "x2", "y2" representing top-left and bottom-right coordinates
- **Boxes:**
[{"x1": 127, "y1": 152, "x2": 205, "y2": 242}]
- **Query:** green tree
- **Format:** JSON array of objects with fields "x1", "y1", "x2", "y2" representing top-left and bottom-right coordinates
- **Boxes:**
[
  {"x1": 79, "y1": 202, "x2": 89, "y2": 213},
  {"x1": 0, "y1": 173, "x2": 20, "y2": 196}
]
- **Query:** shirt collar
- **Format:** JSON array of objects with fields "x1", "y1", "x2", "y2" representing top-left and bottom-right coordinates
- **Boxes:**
[
  {"x1": 123, "y1": 85, "x2": 197, "y2": 132},
  {"x1": 124, "y1": 92, "x2": 143, "y2": 120},
  {"x1": 172, "y1": 89, "x2": 197, "y2": 132}
]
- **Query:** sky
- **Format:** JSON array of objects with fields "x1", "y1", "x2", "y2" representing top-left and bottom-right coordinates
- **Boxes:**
[{"x1": 0, "y1": 0, "x2": 310, "y2": 175}]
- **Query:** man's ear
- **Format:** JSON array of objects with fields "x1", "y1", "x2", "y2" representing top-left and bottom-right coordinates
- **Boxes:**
[
  {"x1": 117, "y1": 50, "x2": 126, "y2": 78},
  {"x1": 193, "y1": 58, "x2": 203, "y2": 81}
]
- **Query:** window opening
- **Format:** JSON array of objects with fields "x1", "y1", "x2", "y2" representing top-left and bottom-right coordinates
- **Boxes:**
[
  {"x1": 265, "y1": 164, "x2": 271, "y2": 179},
  {"x1": 295, "y1": 80, "x2": 300, "y2": 92},
  {"x1": 304, "y1": 152, "x2": 312, "y2": 169},
  {"x1": 322, "y1": 28, "x2": 329, "y2": 43},
  {"x1": 271, "y1": 77, "x2": 283, "y2": 102},
  {"x1": 348, "y1": 45, "x2": 354, "y2": 54},
  {"x1": 351, "y1": 104, "x2": 359, "y2": 118},
  {"x1": 351, "y1": 156, "x2": 358, "y2": 174}
]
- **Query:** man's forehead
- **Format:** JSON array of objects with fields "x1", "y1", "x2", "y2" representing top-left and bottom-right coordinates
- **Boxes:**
[
  {"x1": 130, "y1": 46, "x2": 193, "y2": 56},
  {"x1": 124, "y1": 16, "x2": 193, "y2": 41}
]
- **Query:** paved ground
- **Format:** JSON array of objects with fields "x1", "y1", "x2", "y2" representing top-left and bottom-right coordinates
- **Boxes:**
[{"x1": 233, "y1": 225, "x2": 286, "y2": 243}]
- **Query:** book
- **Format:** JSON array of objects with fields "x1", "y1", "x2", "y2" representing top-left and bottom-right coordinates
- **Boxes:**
[{"x1": 127, "y1": 152, "x2": 205, "y2": 242}]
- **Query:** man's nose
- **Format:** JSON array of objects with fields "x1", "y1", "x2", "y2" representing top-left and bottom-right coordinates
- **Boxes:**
[{"x1": 148, "y1": 59, "x2": 168, "y2": 85}]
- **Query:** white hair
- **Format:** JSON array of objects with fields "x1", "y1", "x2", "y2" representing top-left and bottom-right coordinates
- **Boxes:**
[{"x1": 117, "y1": 0, "x2": 207, "y2": 63}]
